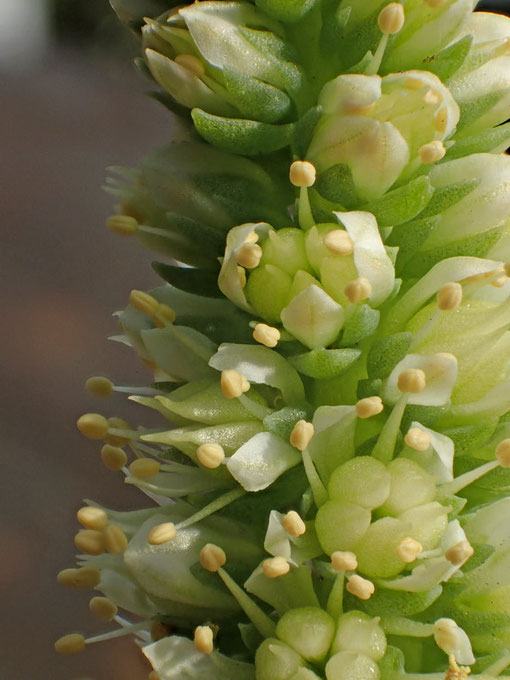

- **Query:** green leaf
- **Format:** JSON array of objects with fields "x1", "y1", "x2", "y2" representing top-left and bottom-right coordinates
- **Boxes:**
[
  {"x1": 357, "y1": 378, "x2": 382, "y2": 399},
  {"x1": 417, "y1": 179, "x2": 480, "y2": 219},
  {"x1": 293, "y1": 106, "x2": 323, "y2": 158},
  {"x1": 445, "y1": 122, "x2": 510, "y2": 159},
  {"x1": 348, "y1": 585, "x2": 443, "y2": 618},
  {"x1": 340, "y1": 305, "x2": 380, "y2": 346},
  {"x1": 152, "y1": 262, "x2": 223, "y2": 298},
  {"x1": 422, "y1": 35, "x2": 472, "y2": 82},
  {"x1": 255, "y1": 0, "x2": 319, "y2": 22},
  {"x1": 192, "y1": 109, "x2": 295, "y2": 155},
  {"x1": 223, "y1": 70, "x2": 292, "y2": 124},
  {"x1": 315, "y1": 163, "x2": 359, "y2": 208},
  {"x1": 367, "y1": 333, "x2": 413, "y2": 380},
  {"x1": 288, "y1": 347, "x2": 361, "y2": 379},
  {"x1": 456, "y1": 90, "x2": 506, "y2": 134},
  {"x1": 361, "y1": 177, "x2": 434, "y2": 227},
  {"x1": 388, "y1": 216, "x2": 441, "y2": 269}
]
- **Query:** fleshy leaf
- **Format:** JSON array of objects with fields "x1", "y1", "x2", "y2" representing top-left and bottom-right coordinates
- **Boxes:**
[{"x1": 288, "y1": 347, "x2": 361, "y2": 379}]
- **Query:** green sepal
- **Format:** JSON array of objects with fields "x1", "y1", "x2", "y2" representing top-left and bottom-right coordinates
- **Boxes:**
[
  {"x1": 445, "y1": 122, "x2": 510, "y2": 159},
  {"x1": 254, "y1": 0, "x2": 319, "y2": 23},
  {"x1": 340, "y1": 305, "x2": 380, "y2": 347},
  {"x1": 366, "y1": 333, "x2": 413, "y2": 380},
  {"x1": 319, "y1": 6, "x2": 351, "y2": 67},
  {"x1": 223, "y1": 69, "x2": 292, "y2": 124},
  {"x1": 440, "y1": 494, "x2": 467, "y2": 520},
  {"x1": 263, "y1": 406, "x2": 312, "y2": 440},
  {"x1": 357, "y1": 378, "x2": 382, "y2": 400},
  {"x1": 441, "y1": 419, "x2": 498, "y2": 456},
  {"x1": 153, "y1": 262, "x2": 222, "y2": 298},
  {"x1": 423, "y1": 35, "x2": 472, "y2": 82},
  {"x1": 456, "y1": 90, "x2": 506, "y2": 134},
  {"x1": 401, "y1": 404, "x2": 449, "y2": 432},
  {"x1": 417, "y1": 179, "x2": 480, "y2": 219},
  {"x1": 361, "y1": 176, "x2": 434, "y2": 227},
  {"x1": 379, "y1": 646, "x2": 406, "y2": 680},
  {"x1": 192, "y1": 108, "x2": 295, "y2": 155},
  {"x1": 293, "y1": 106, "x2": 322, "y2": 158},
  {"x1": 315, "y1": 163, "x2": 359, "y2": 208},
  {"x1": 388, "y1": 216, "x2": 441, "y2": 269},
  {"x1": 288, "y1": 347, "x2": 361, "y2": 379}
]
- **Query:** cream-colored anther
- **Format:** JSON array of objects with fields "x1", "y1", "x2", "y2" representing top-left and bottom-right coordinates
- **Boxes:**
[
  {"x1": 54, "y1": 633, "x2": 86, "y2": 655},
  {"x1": 282, "y1": 511, "x2": 306, "y2": 537},
  {"x1": 174, "y1": 53, "x2": 205, "y2": 77},
  {"x1": 106, "y1": 214, "x2": 138, "y2": 235},
  {"x1": 434, "y1": 107, "x2": 448, "y2": 134},
  {"x1": 129, "y1": 289, "x2": 160, "y2": 316},
  {"x1": 445, "y1": 655, "x2": 470, "y2": 680},
  {"x1": 148, "y1": 522, "x2": 177, "y2": 545},
  {"x1": 289, "y1": 160, "x2": 316, "y2": 188},
  {"x1": 263, "y1": 556, "x2": 290, "y2": 579},
  {"x1": 106, "y1": 416, "x2": 131, "y2": 446},
  {"x1": 397, "y1": 368, "x2": 427, "y2": 394},
  {"x1": 245, "y1": 230, "x2": 259, "y2": 244},
  {"x1": 200, "y1": 544, "x2": 227, "y2": 572},
  {"x1": 437, "y1": 282, "x2": 462, "y2": 311},
  {"x1": 290, "y1": 420, "x2": 315, "y2": 451},
  {"x1": 324, "y1": 230, "x2": 354, "y2": 256},
  {"x1": 253, "y1": 323, "x2": 281, "y2": 348},
  {"x1": 405, "y1": 427, "x2": 431, "y2": 451},
  {"x1": 496, "y1": 439, "x2": 510, "y2": 468},
  {"x1": 492, "y1": 275, "x2": 508, "y2": 288},
  {"x1": 57, "y1": 566, "x2": 101, "y2": 589},
  {"x1": 378, "y1": 3, "x2": 405, "y2": 34},
  {"x1": 194, "y1": 626, "x2": 214, "y2": 654},
  {"x1": 85, "y1": 376, "x2": 114, "y2": 397},
  {"x1": 331, "y1": 551, "x2": 358, "y2": 572},
  {"x1": 77, "y1": 506, "x2": 108, "y2": 530},
  {"x1": 76, "y1": 413, "x2": 109, "y2": 440},
  {"x1": 236, "y1": 242, "x2": 262, "y2": 269},
  {"x1": 100, "y1": 444, "x2": 127, "y2": 471},
  {"x1": 89, "y1": 596, "x2": 118, "y2": 621},
  {"x1": 344, "y1": 277, "x2": 372, "y2": 304},
  {"x1": 154, "y1": 303, "x2": 176, "y2": 327},
  {"x1": 237, "y1": 265, "x2": 247, "y2": 288},
  {"x1": 405, "y1": 77, "x2": 425, "y2": 90},
  {"x1": 221, "y1": 369, "x2": 249, "y2": 399},
  {"x1": 129, "y1": 458, "x2": 161, "y2": 478},
  {"x1": 504, "y1": 263, "x2": 510, "y2": 278},
  {"x1": 423, "y1": 0, "x2": 445, "y2": 7},
  {"x1": 346, "y1": 574, "x2": 375, "y2": 600},
  {"x1": 356, "y1": 396, "x2": 384, "y2": 419},
  {"x1": 196, "y1": 443, "x2": 225, "y2": 469},
  {"x1": 74, "y1": 529, "x2": 106, "y2": 556},
  {"x1": 422, "y1": 89, "x2": 441, "y2": 106},
  {"x1": 396, "y1": 537, "x2": 423, "y2": 563},
  {"x1": 419, "y1": 140, "x2": 446, "y2": 164},
  {"x1": 103, "y1": 524, "x2": 128, "y2": 554},
  {"x1": 445, "y1": 540, "x2": 474, "y2": 566}
]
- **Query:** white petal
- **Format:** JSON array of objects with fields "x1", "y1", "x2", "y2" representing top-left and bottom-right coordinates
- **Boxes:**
[
  {"x1": 383, "y1": 353, "x2": 458, "y2": 406},
  {"x1": 319, "y1": 74, "x2": 382, "y2": 115},
  {"x1": 407, "y1": 422, "x2": 454, "y2": 482},
  {"x1": 281, "y1": 285, "x2": 344, "y2": 350}
]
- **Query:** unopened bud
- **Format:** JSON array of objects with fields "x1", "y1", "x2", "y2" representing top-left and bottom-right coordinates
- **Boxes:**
[
  {"x1": 263, "y1": 556, "x2": 290, "y2": 579},
  {"x1": 378, "y1": 3, "x2": 405, "y2": 35},
  {"x1": 290, "y1": 420, "x2": 315, "y2": 451},
  {"x1": 344, "y1": 277, "x2": 372, "y2": 304},
  {"x1": 419, "y1": 140, "x2": 446, "y2": 164},
  {"x1": 200, "y1": 544, "x2": 226, "y2": 572},
  {"x1": 405, "y1": 427, "x2": 431, "y2": 451},
  {"x1": 437, "y1": 282, "x2": 462, "y2": 311},
  {"x1": 397, "y1": 369, "x2": 427, "y2": 394},
  {"x1": 282, "y1": 511, "x2": 306, "y2": 537},
  {"x1": 331, "y1": 551, "x2": 358, "y2": 571},
  {"x1": 356, "y1": 396, "x2": 384, "y2": 419},
  {"x1": 289, "y1": 160, "x2": 316, "y2": 188}
]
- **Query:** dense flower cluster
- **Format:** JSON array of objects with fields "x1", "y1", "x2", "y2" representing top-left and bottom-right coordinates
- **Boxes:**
[{"x1": 56, "y1": 1, "x2": 510, "y2": 679}]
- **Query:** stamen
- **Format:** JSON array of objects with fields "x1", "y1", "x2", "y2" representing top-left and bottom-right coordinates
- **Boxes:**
[
  {"x1": 74, "y1": 529, "x2": 106, "y2": 555},
  {"x1": 129, "y1": 458, "x2": 161, "y2": 478},
  {"x1": 396, "y1": 537, "x2": 423, "y2": 563},
  {"x1": 77, "y1": 506, "x2": 108, "y2": 530},
  {"x1": 419, "y1": 141, "x2": 446, "y2": 164},
  {"x1": 106, "y1": 215, "x2": 138, "y2": 236},
  {"x1": 237, "y1": 266, "x2": 247, "y2": 288},
  {"x1": 85, "y1": 376, "x2": 114, "y2": 397},
  {"x1": 344, "y1": 277, "x2": 372, "y2": 304},
  {"x1": 196, "y1": 443, "x2": 225, "y2": 469},
  {"x1": 356, "y1": 396, "x2": 384, "y2": 419},
  {"x1": 324, "y1": 230, "x2": 354, "y2": 256},
  {"x1": 434, "y1": 107, "x2": 448, "y2": 134},
  {"x1": 221, "y1": 369, "x2": 250, "y2": 399},
  {"x1": 405, "y1": 427, "x2": 431, "y2": 451},
  {"x1": 54, "y1": 633, "x2": 86, "y2": 655},
  {"x1": 253, "y1": 323, "x2": 281, "y2": 348},
  {"x1": 236, "y1": 242, "x2": 262, "y2": 269},
  {"x1": 103, "y1": 524, "x2": 128, "y2": 554},
  {"x1": 84, "y1": 619, "x2": 151, "y2": 644},
  {"x1": 445, "y1": 540, "x2": 474, "y2": 567},
  {"x1": 289, "y1": 161, "x2": 316, "y2": 188},
  {"x1": 496, "y1": 439, "x2": 510, "y2": 467},
  {"x1": 372, "y1": 395, "x2": 409, "y2": 463},
  {"x1": 263, "y1": 556, "x2": 290, "y2": 579},
  {"x1": 200, "y1": 544, "x2": 227, "y2": 572},
  {"x1": 149, "y1": 672, "x2": 162, "y2": 680},
  {"x1": 398, "y1": 368, "x2": 427, "y2": 393},
  {"x1": 281, "y1": 511, "x2": 306, "y2": 537},
  {"x1": 346, "y1": 574, "x2": 375, "y2": 600},
  {"x1": 176, "y1": 488, "x2": 245, "y2": 531},
  {"x1": 105, "y1": 417, "x2": 132, "y2": 446},
  {"x1": 439, "y1": 459, "x2": 499, "y2": 495},
  {"x1": 331, "y1": 551, "x2": 358, "y2": 571},
  {"x1": 445, "y1": 654, "x2": 471, "y2": 680},
  {"x1": 194, "y1": 626, "x2": 214, "y2": 654},
  {"x1": 147, "y1": 522, "x2": 177, "y2": 545},
  {"x1": 57, "y1": 566, "x2": 101, "y2": 589},
  {"x1": 89, "y1": 596, "x2": 118, "y2": 622},
  {"x1": 378, "y1": 3, "x2": 405, "y2": 34},
  {"x1": 174, "y1": 54, "x2": 205, "y2": 77},
  {"x1": 437, "y1": 282, "x2": 463, "y2": 311},
  {"x1": 129, "y1": 289, "x2": 159, "y2": 316},
  {"x1": 405, "y1": 77, "x2": 426, "y2": 90},
  {"x1": 77, "y1": 413, "x2": 109, "y2": 440},
  {"x1": 423, "y1": 89, "x2": 441, "y2": 106},
  {"x1": 245, "y1": 231, "x2": 259, "y2": 244},
  {"x1": 100, "y1": 444, "x2": 127, "y2": 471},
  {"x1": 290, "y1": 420, "x2": 315, "y2": 451},
  {"x1": 153, "y1": 303, "x2": 176, "y2": 328},
  {"x1": 492, "y1": 275, "x2": 508, "y2": 288}
]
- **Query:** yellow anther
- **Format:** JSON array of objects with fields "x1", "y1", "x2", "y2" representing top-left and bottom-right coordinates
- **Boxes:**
[
  {"x1": 419, "y1": 140, "x2": 446, "y2": 164},
  {"x1": 237, "y1": 265, "x2": 247, "y2": 288},
  {"x1": 130, "y1": 289, "x2": 160, "y2": 316},
  {"x1": 263, "y1": 556, "x2": 290, "y2": 579},
  {"x1": 398, "y1": 368, "x2": 427, "y2": 394},
  {"x1": 103, "y1": 524, "x2": 129, "y2": 554},
  {"x1": 151, "y1": 622, "x2": 170, "y2": 641},
  {"x1": 445, "y1": 655, "x2": 471, "y2": 680},
  {"x1": 423, "y1": 0, "x2": 445, "y2": 7},
  {"x1": 434, "y1": 107, "x2": 448, "y2": 134},
  {"x1": 245, "y1": 230, "x2": 259, "y2": 244},
  {"x1": 331, "y1": 551, "x2": 358, "y2": 572},
  {"x1": 290, "y1": 420, "x2": 315, "y2": 451},
  {"x1": 253, "y1": 323, "x2": 281, "y2": 348},
  {"x1": 153, "y1": 303, "x2": 176, "y2": 327},
  {"x1": 289, "y1": 160, "x2": 316, "y2": 188},
  {"x1": 405, "y1": 427, "x2": 431, "y2": 451},
  {"x1": 85, "y1": 376, "x2": 114, "y2": 397},
  {"x1": 496, "y1": 37, "x2": 510, "y2": 58},
  {"x1": 149, "y1": 672, "x2": 162, "y2": 680},
  {"x1": 344, "y1": 277, "x2": 372, "y2": 304},
  {"x1": 196, "y1": 443, "x2": 225, "y2": 469},
  {"x1": 437, "y1": 282, "x2": 463, "y2": 311},
  {"x1": 422, "y1": 89, "x2": 441, "y2": 106},
  {"x1": 76, "y1": 413, "x2": 109, "y2": 440},
  {"x1": 148, "y1": 522, "x2": 177, "y2": 545},
  {"x1": 492, "y1": 275, "x2": 508, "y2": 288},
  {"x1": 100, "y1": 444, "x2": 127, "y2": 471},
  {"x1": 89, "y1": 596, "x2": 118, "y2": 621},
  {"x1": 106, "y1": 214, "x2": 138, "y2": 235},
  {"x1": 356, "y1": 396, "x2": 384, "y2": 419},
  {"x1": 105, "y1": 417, "x2": 131, "y2": 446},
  {"x1": 378, "y1": 3, "x2": 405, "y2": 34},
  {"x1": 129, "y1": 458, "x2": 161, "y2": 478},
  {"x1": 220, "y1": 369, "x2": 250, "y2": 399},
  {"x1": 200, "y1": 544, "x2": 227, "y2": 572},
  {"x1": 236, "y1": 242, "x2": 262, "y2": 269},
  {"x1": 54, "y1": 633, "x2": 86, "y2": 655},
  {"x1": 57, "y1": 566, "x2": 101, "y2": 589},
  {"x1": 194, "y1": 626, "x2": 214, "y2": 654},
  {"x1": 324, "y1": 229, "x2": 354, "y2": 256},
  {"x1": 77, "y1": 506, "x2": 108, "y2": 530},
  {"x1": 282, "y1": 510, "x2": 306, "y2": 537},
  {"x1": 496, "y1": 439, "x2": 510, "y2": 468},
  {"x1": 397, "y1": 537, "x2": 423, "y2": 563},
  {"x1": 74, "y1": 529, "x2": 106, "y2": 556},
  {"x1": 174, "y1": 53, "x2": 205, "y2": 77},
  {"x1": 405, "y1": 77, "x2": 425, "y2": 90},
  {"x1": 445, "y1": 540, "x2": 474, "y2": 566},
  {"x1": 346, "y1": 574, "x2": 375, "y2": 600}
]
